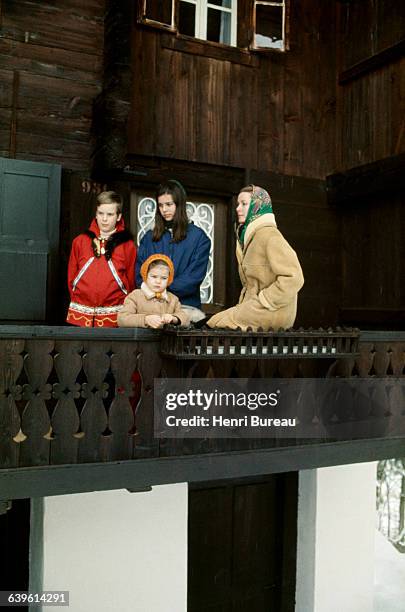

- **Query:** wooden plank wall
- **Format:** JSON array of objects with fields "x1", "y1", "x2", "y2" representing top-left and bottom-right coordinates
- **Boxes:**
[
  {"x1": 334, "y1": 2, "x2": 405, "y2": 327},
  {"x1": 337, "y1": 1, "x2": 405, "y2": 170},
  {"x1": 127, "y1": 0, "x2": 337, "y2": 180},
  {"x1": 340, "y1": 191, "x2": 405, "y2": 328},
  {"x1": 0, "y1": 0, "x2": 105, "y2": 171}
]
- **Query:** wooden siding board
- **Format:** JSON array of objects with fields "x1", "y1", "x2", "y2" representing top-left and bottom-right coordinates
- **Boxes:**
[
  {"x1": 179, "y1": 55, "x2": 196, "y2": 160},
  {"x1": 257, "y1": 55, "x2": 284, "y2": 172},
  {"x1": 16, "y1": 133, "x2": 91, "y2": 160},
  {"x1": 376, "y1": 0, "x2": 405, "y2": 55},
  {"x1": 194, "y1": 58, "x2": 214, "y2": 161},
  {"x1": 341, "y1": 2, "x2": 374, "y2": 70},
  {"x1": 341, "y1": 193, "x2": 405, "y2": 315},
  {"x1": 0, "y1": 69, "x2": 14, "y2": 107},
  {"x1": 1, "y1": 0, "x2": 104, "y2": 56},
  {"x1": 0, "y1": 109, "x2": 11, "y2": 131},
  {"x1": 340, "y1": 59, "x2": 405, "y2": 169},
  {"x1": 282, "y1": 56, "x2": 303, "y2": 175},
  {"x1": 392, "y1": 60, "x2": 405, "y2": 155},
  {"x1": 129, "y1": 29, "x2": 157, "y2": 157},
  {"x1": 229, "y1": 62, "x2": 257, "y2": 168},
  {"x1": 156, "y1": 48, "x2": 191, "y2": 160},
  {"x1": 312, "y1": 1, "x2": 336, "y2": 179},
  {"x1": 207, "y1": 59, "x2": 229, "y2": 165},
  {"x1": 16, "y1": 113, "x2": 91, "y2": 143},
  {"x1": 0, "y1": 40, "x2": 102, "y2": 84}
]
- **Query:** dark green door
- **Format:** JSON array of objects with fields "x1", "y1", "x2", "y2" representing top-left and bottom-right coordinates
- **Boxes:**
[{"x1": 0, "y1": 157, "x2": 61, "y2": 321}]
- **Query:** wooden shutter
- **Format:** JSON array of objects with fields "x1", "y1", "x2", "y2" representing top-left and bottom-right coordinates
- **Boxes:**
[{"x1": 0, "y1": 157, "x2": 61, "y2": 321}]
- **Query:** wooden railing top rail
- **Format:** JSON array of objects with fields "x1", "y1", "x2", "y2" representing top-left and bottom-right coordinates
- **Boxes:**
[
  {"x1": 1, "y1": 325, "x2": 404, "y2": 342},
  {"x1": 0, "y1": 325, "x2": 160, "y2": 341}
]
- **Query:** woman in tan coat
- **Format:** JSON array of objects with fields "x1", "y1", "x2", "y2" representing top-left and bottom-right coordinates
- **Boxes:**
[{"x1": 207, "y1": 185, "x2": 304, "y2": 331}]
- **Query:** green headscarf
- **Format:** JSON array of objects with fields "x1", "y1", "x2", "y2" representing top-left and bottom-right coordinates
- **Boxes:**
[{"x1": 238, "y1": 185, "x2": 273, "y2": 246}]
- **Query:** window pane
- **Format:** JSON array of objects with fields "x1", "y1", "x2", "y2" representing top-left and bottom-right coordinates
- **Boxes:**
[
  {"x1": 145, "y1": 0, "x2": 172, "y2": 25},
  {"x1": 207, "y1": 8, "x2": 231, "y2": 44},
  {"x1": 208, "y1": 0, "x2": 232, "y2": 8},
  {"x1": 255, "y1": 4, "x2": 283, "y2": 49},
  {"x1": 179, "y1": 1, "x2": 196, "y2": 37}
]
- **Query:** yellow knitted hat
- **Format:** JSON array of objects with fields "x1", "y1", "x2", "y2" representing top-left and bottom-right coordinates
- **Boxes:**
[{"x1": 140, "y1": 254, "x2": 175, "y2": 286}]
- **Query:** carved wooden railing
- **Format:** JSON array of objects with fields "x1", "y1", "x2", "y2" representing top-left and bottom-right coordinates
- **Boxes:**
[
  {"x1": 0, "y1": 327, "x2": 404, "y2": 470},
  {"x1": 0, "y1": 327, "x2": 162, "y2": 468}
]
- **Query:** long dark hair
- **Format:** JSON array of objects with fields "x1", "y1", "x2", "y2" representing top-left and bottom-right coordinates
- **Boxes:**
[{"x1": 153, "y1": 180, "x2": 189, "y2": 242}]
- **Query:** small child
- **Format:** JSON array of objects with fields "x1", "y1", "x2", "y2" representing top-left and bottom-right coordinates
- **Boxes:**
[
  {"x1": 67, "y1": 191, "x2": 136, "y2": 327},
  {"x1": 118, "y1": 254, "x2": 190, "y2": 329}
]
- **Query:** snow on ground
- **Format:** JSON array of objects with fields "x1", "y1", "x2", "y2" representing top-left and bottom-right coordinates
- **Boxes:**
[{"x1": 374, "y1": 529, "x2": 405, "y2": 612}]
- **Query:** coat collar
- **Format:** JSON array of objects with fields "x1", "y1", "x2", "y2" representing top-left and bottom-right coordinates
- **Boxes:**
[
  {"x1": 84, "y1": 223, "x2": 133, "y2": 260},
  {"x1": 89, "y1": 217, "x2": 126, "y2": 235},
  {"x1": 141, "y1": 282, "x2": 169, "y2": 302},
  {"x1": 239, "y1": 213, "x2": 277, "y2": 254}
]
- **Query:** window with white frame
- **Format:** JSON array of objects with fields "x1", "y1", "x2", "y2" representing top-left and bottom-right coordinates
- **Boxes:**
[
  {"x1": 252, "y1": 1, "x2": 287, "y2": 51},
  {"x1": 178, "y1": 0, "x2": 237, "y2": 46},
  {"x1": 141, "y1": 0, "x2": 175, "y2": 29},
  {"x1": 140, "y1": 0, "x2": 291, "y2": 51}
]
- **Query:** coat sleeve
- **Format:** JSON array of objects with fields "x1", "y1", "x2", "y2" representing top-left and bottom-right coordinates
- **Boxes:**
[
  {"x1": 171, "y1": 296, "x2": 190, "y2": 327},
  {"x1": 135, "y1": 234, "x2": 148, "y2": 288},
  {"x1": 125, "y1": 242, "x2": 137, "y2": 291},
  {"x1": 117, "y1": 294, "x2": 146, "y2": 328},
  {"x1": 169, "y1": 231, "x2": 211, "y2": 299},
  {"x1": 258, "y1": 233, "x2": 304, "y2": 311},
  {"x1": 67, "y1": 237, "x2": 81, "y2": 299}
]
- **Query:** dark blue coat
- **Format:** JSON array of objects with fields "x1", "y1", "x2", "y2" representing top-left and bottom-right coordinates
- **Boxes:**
[{"x1": 136, "y1": 224, "x2": 211, "y2": 308}]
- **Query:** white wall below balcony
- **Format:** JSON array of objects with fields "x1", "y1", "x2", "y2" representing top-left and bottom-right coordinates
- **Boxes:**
[
  {"x1": 295, "y1": 462, "x2": 376, "y2": 612},
  {"x1": 30, "y1": 484, "x2": 188, "y2": 612}
]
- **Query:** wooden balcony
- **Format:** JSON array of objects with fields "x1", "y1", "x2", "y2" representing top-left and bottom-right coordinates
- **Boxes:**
[{"x1": 0, "y1": 326, "x2": 404, "y2": 501}]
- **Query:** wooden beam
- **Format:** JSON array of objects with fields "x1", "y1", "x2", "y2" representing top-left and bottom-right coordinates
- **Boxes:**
[
  {"x1": 326, "y1": 152, "x2": 405, "y2": 205},
  {"x1": 341, "y1": 309, "x2": 405, "y2": 330},
  {"x1": 161, "y1": 33, "x2": 259, "y2": 67},
  {"x1": 339, "y1": 39, "x2": 405, "y2": 84},
  {"x1": 0, "y1": 324, "x2": 161, "y2": 341},
  {"x1": 98, "y1": 159, "x2": 328, "y2": 206},
  {"x1": 98, "y1": 156, "x2": 246, "y2": 197},
  {"x1": 1, "y1": 438, "x2": 404, "y2": 501}
]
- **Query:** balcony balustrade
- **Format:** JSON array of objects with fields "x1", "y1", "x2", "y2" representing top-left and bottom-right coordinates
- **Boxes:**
[{"x1": 0, "y1": 326, "x2": 404, "y2": 500}]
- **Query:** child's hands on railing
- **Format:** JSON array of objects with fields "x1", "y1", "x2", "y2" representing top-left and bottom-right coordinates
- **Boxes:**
[
  {"x1": 161, "y1": 313, "x2": 177, "y2": 325},
  {"x1": 145, "y1": 314, "x2": 164, "y2": 329}
]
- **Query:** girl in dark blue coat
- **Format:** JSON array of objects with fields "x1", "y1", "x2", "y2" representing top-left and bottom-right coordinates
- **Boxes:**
[{"x1": 136, "y1": 180, "x2": 211, "y2": 322}]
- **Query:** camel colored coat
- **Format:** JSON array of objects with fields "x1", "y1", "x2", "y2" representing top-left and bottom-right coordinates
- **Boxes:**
[
  {"x1": 207, "y1": 214, "x2": 304, "y2": 331},
  {"x1": 117, "y1": 289, "x2": 189, "y2": 328}
]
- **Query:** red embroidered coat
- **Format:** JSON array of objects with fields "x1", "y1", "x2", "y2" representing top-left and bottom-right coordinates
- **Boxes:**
[{"x1": 66, "y1": 218, "x2": 136, "y2": 327}]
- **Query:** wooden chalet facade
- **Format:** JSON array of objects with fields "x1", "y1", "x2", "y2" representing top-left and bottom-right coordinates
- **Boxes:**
[{"x1": 0, "y1": 1, "x2": 404, "y2": 611}]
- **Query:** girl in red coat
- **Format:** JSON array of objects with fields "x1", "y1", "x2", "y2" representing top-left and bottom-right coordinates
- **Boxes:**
[{"x1": 67, "y1": 191, "x2": 136, "y2": 327}]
